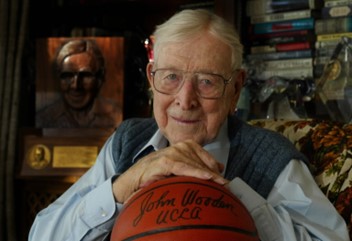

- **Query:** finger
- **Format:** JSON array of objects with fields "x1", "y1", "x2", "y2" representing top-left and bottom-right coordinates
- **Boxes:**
[
  {"x1": 175, "y1": 140, "x2": 223, "y2": 173},
  {"x1": 165, "y1": 159, "x2": 227, "y2": 185},
  {"x1": 217, "y1": 162, "x2": 225, "y2": 173},
  {"x1": 193, "y1": 146, "x2": 222, "y2": 173}
]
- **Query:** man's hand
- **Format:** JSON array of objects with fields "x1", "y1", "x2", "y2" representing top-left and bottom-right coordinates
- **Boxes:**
[{"x1": 112, "y1": 139, "x2": 228, "y2": 203}]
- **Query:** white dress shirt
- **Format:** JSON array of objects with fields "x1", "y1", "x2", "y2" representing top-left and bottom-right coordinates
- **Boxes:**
[{"x1": 29, "y1": 123, "x2": 350, "y2": 241}]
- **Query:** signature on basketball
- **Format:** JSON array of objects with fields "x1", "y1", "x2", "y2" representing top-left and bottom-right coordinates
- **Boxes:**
[{"x1": 133, "y1": 188, "x2": 234, "y2": 226}]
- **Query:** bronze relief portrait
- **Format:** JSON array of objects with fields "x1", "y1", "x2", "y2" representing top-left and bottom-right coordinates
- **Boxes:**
[{"x1": 35, "y1": 37, "x2": 124, "y2": 128}]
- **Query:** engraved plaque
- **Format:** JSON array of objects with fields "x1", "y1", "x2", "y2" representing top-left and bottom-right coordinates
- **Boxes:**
[
  {"x1": 20, "y1": 128, "x2": 113, "y2": 177},
  {"x1": 53, "y1": 146, "x2": 98, "y2": 168}
]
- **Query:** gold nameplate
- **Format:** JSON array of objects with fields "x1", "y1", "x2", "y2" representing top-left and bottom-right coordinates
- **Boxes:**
[
  {"x1": 19, "y1": 128, "x2": 113, "y2": 177},
  {"x1": 53, "y1": 146, "x2": 98, "y2": 168}
]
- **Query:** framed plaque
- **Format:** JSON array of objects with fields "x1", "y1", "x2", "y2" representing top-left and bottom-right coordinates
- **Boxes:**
[
  {"x1": 23, "y1": 37, "x2": 125, "y2": 178},
  {"x1": 19, "y1": 128, "x2": 114, "y2": 177}
]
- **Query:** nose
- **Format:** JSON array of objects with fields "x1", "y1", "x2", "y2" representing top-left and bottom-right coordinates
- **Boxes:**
[
  {"x1": 69, "y1": 74, "x2": 83, "y2": 89},
  {"x1": 175, "y1": 76, "x2": 199, "y2": 109},
  {"x1": 69, "y1": 76, "x2": 78, "y2": 89}
]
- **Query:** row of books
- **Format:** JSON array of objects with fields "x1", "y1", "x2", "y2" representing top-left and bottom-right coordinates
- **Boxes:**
[
  {"x1": 244, "y1": 0, "x2": 323, "y2": 81},
  {"x1": 248, "y1": 0, "x2": 352, "y2": 36},
  {"x1": 242, "y1": 0, "x2": 352, "y2": 120},
  {"x1": 246, "y1": 0, "x2": 352, "y2": 20},
  {"x1": 244, "y1": 0, "x2": 352, "y2": 82}
]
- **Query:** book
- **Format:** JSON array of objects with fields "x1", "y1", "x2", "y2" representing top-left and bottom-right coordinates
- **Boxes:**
[
  {"x1": 251, "y1": 57, "x2": 313, "y2": 69},
  {"x1": 324, "y1": 0, "x2": 352, "y2": 7},
  {"x1": 250, "y1": 29, "x2": 315, "y2": 45},
  {"x1": 322, "y1": 4, "x2": 352, "y2": 18},
  {"x1": 250, "y1": 41, "x2": 312, "y2": 53},
  {"x1": 315, "y1": 39, "x2": 340, "y2": 49},
  {"x1": 316, "y1": 32, "x2": 352, "y2": 41},
  {"x1": 315, "y1": 16, "x2": 352, "y2": 34},
  {"x1": 246, "y1": 0, "x2": 323, "y2": 16},
  {"x1": 253, "y1": 18, "x2": 315, "y2": 34},
  {"x1": 246, "y1": 49, "x2": 313, "y2": 61},
  {"x1": 252, "y1": 67, "x2": 314, "y2": 80},
  {"x1": 250, "y1": 9, "x2": 319, "y2": 24}
]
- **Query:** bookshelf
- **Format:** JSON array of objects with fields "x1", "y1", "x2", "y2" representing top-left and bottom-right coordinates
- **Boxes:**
[
  {"x1": 242, "y1": 0, "x2": 352, "y2": 122},
  {"x1": 242, "y1": 0, "x2": 329, "y2": 120}
]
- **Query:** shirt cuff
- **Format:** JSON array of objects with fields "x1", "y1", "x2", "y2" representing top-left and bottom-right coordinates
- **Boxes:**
[
  {"x1": 80, "y1": 176, "x2": 118, "y2": 228},
  {"x1": 228, "y1": 177, "x2": 266, "y2": 212},
  {"x1": 228, "y1": 177, "x2": 283, "y2": 241}
]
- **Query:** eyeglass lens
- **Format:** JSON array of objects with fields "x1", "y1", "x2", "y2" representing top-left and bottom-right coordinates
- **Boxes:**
[{"x1": 153, "y1": 69, "x2": 226, "y2": 98}]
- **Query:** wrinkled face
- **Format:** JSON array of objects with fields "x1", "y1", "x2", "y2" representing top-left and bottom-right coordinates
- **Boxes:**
[
  {"x1": 59, "y1": 52, "x2": 101, "y2": 110},
  {"x1": 147, "y1": 33, "x2": 244, "y2": 146}
]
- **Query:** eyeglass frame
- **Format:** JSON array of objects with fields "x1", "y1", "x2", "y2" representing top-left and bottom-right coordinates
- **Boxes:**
[{"x1": 150, "y1": 68, "x2": 236, "y2": 99}]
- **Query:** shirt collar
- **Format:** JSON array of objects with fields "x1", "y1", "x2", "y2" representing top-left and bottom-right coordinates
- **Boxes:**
[
  {"x1": 133, "y1": 129, "x2": 168, "y2": 162},
  {"x1": 133, "y1": 120, "x2": 230, "y2": 175},
  {"x1": 203, "y1": 120, "x2": 230, "y2": 175}
]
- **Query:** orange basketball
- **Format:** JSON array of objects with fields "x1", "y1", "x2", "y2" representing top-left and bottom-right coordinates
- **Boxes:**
[
  {"x1": 110, "y1": 177, "x2": 259, "y2": 241},
  {"x1": 111, "y1": 176, "x2": 259, "y2": 241}
]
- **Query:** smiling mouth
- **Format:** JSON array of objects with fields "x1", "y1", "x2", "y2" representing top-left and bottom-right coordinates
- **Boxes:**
[
  {"x1": 172, "y1": 116, "x2": 199, "y2": 124},
  {"x1": 66, "y1": 90, "x2": 85, "y2": 97}
]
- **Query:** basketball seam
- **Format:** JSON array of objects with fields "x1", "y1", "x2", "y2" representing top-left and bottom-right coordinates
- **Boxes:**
[{"x1": 121, "y1": 224, "x2": 258, "y2": 241}]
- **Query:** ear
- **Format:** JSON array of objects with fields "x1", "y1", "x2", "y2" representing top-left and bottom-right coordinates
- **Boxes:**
[
  {"x1": 229, "y1": 69, "x2": 246, "y2": 114},
  {"x1": 146, "y1": 62, "x2": 154, "y2": 87}
]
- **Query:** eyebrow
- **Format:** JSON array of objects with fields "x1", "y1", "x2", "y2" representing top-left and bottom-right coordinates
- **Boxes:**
[{"x1": 155, "y1": 67, "x2": 226, "y2": 76}]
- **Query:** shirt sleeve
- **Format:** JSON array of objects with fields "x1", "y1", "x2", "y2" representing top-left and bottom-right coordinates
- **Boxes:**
[
  {"x1": 28, "y1": 133, "x2": 124, "y2": 241},
  {"x1": 228, "y1": 159, "x2": 350, "y2": 241}
]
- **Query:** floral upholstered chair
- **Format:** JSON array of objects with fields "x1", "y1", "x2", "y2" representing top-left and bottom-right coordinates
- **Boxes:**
[{"x1": 249, "y1": 119, "x2": 352, "y2": 238}]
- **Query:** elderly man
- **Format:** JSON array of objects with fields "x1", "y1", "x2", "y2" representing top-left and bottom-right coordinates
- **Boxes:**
[{"x1": 29, "y1": 9, "x2": 349, "y2": 241}]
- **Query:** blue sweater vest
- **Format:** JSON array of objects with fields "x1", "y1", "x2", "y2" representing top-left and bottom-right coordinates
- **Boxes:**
[{"x1": 111, "y1": 116, "x2": 307, "y2": 198}]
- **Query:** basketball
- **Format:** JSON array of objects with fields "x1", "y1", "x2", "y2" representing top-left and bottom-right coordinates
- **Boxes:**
[{"x1": 110, "y1": 176, "x2": 259, "y2": 241}]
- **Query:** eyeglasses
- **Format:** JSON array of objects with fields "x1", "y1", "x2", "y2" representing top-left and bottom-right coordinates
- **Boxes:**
[
  {"x1": 150, "y1": 68, "x2": 233, "y2": 99},
  {"x1": 59, "y1": 71, "x2": 97, "y2": 85}
]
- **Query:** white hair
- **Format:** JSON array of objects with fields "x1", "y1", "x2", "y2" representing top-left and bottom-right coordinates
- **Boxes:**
[{"x1": 152, "y1": 9, "x2": 243, "y2": 71}]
